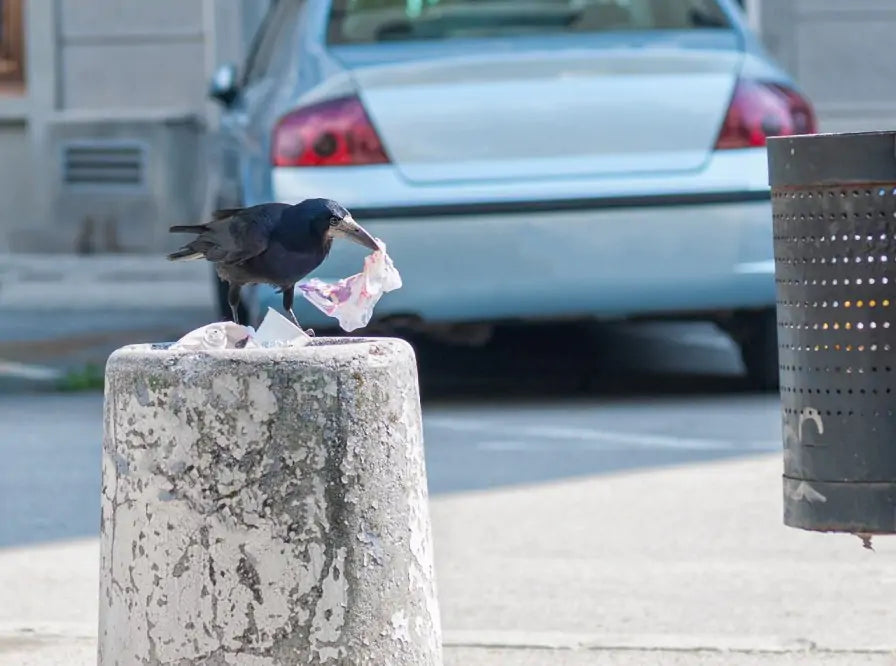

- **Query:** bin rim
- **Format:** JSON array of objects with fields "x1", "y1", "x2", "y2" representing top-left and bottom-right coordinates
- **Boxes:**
[{"x1": 768, "y1": 130, "x2": 896, "y2": 188}]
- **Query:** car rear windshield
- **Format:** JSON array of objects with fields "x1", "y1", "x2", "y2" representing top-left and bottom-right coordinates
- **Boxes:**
[{"x1": 327, "y1": 0, "x2": 732, "y2": 45}]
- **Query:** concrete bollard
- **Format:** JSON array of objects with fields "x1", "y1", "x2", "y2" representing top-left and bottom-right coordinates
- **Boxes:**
[{"x1": 98, "y1": 338, "x2": 442, "y2": 665}]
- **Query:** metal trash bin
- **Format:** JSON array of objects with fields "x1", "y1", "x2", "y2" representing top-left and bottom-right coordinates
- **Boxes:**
[{"x1": 769, "y1": 131, "x2": 896, "y2": 535}]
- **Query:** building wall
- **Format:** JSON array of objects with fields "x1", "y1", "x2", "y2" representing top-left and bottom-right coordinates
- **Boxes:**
[
  {"x1": 0, "y1": 117, "x2": 32, "y2": 253},
  {"x1": 57, "y1": 1, "x2": 208, "y2": 112},
  {"x1": 2, "y1": 0, "x2": 893, "y2": 252},
  {"x1": 0, "y1": 0, "x2": 269, "y2": 253},
  {"x1": 757, "y1": 0, "x2": 896, "y2": 133}
]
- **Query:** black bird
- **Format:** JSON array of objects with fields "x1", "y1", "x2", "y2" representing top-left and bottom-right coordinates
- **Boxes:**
[{"x1": 167, "y1": 198, "x2": 378, "y2": 330}]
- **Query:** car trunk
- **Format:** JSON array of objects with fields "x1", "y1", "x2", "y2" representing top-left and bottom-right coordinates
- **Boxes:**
[{"x1": 336, "y1": 39, "x2": 744, "y2": 184}]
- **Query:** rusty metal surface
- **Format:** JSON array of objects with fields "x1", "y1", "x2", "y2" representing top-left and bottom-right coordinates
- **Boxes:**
[
  {"x1": 767, "y1": 131, "x2": 896, "y2": 187},
  {"x1": 769, "y1": 131, "x2": 896, "y2": 534}
]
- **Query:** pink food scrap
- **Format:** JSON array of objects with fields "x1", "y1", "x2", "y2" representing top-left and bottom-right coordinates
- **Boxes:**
[{"x1": 296, "y1": 246, "x2": 402, "y2": 331}]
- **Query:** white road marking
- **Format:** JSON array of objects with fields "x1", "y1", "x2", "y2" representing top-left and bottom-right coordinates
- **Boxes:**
[
  {"x1": 0, "y1": 360, "x2": 61, "y2": 381},
  {"x1": 735, "y1": 259, "x2": 775, "y2": 274},
  {"x1": 426, "y1": 417, "x2": 779, "y2": 452},
  {"x1": 442, "y1": 628, "x2": 895, "y2": 654}
]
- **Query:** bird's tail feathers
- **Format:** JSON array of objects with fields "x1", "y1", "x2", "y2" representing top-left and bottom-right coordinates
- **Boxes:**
[
  {"x1": 167, "y1": 247, "x2": 204, "y2": 261},
  {"x1": 168, "y1": 224, "x2": 208, "y2": 234},
  {"x1": 169, "y1": 208, "x2": 242, "y2": 234}
]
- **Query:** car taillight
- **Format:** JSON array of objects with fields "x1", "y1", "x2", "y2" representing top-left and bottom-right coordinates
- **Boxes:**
[
  {"x1": 271, "y1": 95, "x2": 390, "y2": 167},
  {"x1": 714, "y1": 79, "x2": 817, "y2": 150}
]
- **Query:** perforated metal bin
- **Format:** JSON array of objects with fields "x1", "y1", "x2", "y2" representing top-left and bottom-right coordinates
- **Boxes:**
[{"x1": 769, "y1": 131, "x2": 896, "y2": 535}]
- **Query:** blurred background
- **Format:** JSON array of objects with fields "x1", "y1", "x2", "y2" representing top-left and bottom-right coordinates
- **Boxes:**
[
  {"x1": 0, "y1": 0, "x2": 892, "y2": 394},
  {"x1": 3, "y1": 1, "x2": 896, "y2": 664}
]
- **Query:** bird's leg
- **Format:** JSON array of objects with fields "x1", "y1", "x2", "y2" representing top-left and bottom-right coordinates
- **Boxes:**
[
  {"x1": 227, "y1": 283, "x2": 242, "y2": 326},
  {"x1": 282, "y1": 285, "x2": 314, "y2": 337}
]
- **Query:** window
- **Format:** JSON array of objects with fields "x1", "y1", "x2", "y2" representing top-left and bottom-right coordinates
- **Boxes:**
[
  {"x1": 327, "y1": 0, "x2": 731, "y2": 45},
  {"x1": 0, "y1": 0, "x2": 24, "y2": 90}
]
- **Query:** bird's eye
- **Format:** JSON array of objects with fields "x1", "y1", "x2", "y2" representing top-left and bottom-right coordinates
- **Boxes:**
[{"x1": 329, "y1": 217, "x2": 340, "y2": 226}]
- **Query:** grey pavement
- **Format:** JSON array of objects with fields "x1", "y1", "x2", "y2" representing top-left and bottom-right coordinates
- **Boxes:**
[
  {"x1": 6, "y1": 252, "x2": 889, "y2": 665},
  {"x1": 0, "y1": 254, "x2": 217, "y2": 390},
  {"x1": 0, "y1": 253, "x2": 213, "y2": 310},
  {"x1": 0, "y1": 254, "x2": 214, "y2": 350},
  {"x1": 0, "y1": 391, "x2": 777, "y2": 548},
  {"x1": 442, "y1": 651, "x2": 896, "y2": 665},
  {"x1": 3, "y1": 390, "x2": 896, "y2": 664}
]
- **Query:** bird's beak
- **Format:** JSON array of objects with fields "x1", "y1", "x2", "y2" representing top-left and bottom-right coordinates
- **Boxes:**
[{"x1": 332, "y1": 215, "x2": 379, "y2": 251}]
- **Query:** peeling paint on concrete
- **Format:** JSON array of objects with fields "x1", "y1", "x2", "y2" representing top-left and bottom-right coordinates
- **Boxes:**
[{"x1": 99, "y1": 338, "x2": 442, "y2": 665}]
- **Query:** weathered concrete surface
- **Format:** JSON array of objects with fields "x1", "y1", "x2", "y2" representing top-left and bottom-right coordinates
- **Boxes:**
[{"x1": 99, "y1": 338, "x2": 441, "y2": 665}]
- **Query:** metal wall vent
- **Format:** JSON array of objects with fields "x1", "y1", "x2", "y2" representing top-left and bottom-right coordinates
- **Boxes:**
[{"x1": 61, "y1": 140, "x2": 148, "y2": 190}]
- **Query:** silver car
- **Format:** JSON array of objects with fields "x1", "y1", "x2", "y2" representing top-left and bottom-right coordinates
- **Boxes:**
[{"x1": 207, "y1": 0, "x2": 816, "y2": 389}]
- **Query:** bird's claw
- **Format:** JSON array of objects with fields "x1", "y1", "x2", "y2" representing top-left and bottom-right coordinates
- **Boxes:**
[{"x1": 286, "y1": 309, "x2": 314, "y2": 337}]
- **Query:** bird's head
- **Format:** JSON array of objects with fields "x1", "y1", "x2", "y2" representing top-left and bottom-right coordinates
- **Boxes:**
[{"x1": 298, "y1": 198, "x2": 379, "y2": 252}]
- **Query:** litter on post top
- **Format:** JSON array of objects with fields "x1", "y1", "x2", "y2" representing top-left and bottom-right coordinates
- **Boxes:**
[{"x1": 169, "y1": 308, "x2": 312, "y2": 351}]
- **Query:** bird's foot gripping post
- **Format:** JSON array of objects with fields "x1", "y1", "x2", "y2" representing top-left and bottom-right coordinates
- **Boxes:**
[
  {"x1": 99, "y1": 338, "x2": 443, "y2": 665},
  {"x1": 281, "y1": 285, "x2": 315, "y2": 337},
  {"x1": 768, "y1": 130, "x2": 896, "y2": 548}
]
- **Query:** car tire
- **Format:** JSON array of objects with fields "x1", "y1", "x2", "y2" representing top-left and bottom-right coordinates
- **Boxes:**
[{"x1": 739, "y1": 308, "x2": 780, "y2": 392}]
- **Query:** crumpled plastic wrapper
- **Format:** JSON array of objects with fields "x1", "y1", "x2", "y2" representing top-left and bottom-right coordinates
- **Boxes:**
[
  {"x1": 170, "y1": 308, "x2": 312, "y2": 351},
  {"x1": 297, "y1": 240, "x2": 402, "y2": 332},
  {"x1": 170, "y1": 321, "x2": 255, "y2": 351}
]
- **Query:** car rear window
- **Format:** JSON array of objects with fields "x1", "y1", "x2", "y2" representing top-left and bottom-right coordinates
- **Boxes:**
[{"x1": 327, "y1": 0, "x2": 732, "y2": 45}]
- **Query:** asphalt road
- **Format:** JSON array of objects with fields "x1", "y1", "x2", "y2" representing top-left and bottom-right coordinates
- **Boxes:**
[
  {"x1": 0, "y1": 301, "x2": 781, "y2": 549},
  {"x1": 0, "y1": 343, "x2": 779, "y2": 549}
]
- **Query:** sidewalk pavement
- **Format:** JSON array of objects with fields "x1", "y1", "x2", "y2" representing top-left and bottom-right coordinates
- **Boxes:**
[
  {"x1": 0, "y1": 253, "x2": 212, "y2": 310},
  {"x1": 0, "y1": 253, "x2": 215, "y2": 391},
  {"x1": 2, "y1": 454, "x2": 895, "y2": 665}
]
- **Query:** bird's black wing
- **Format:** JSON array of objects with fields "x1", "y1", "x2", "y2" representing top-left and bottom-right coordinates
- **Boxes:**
[
  {"x1": 196, "y1": 209, "x2": 273, "y2": 264},
  {"x1": 211, "y1": 207, "x2": 244, "y2": 221}
]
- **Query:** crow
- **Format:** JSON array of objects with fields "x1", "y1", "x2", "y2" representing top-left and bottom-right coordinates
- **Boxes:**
[{"x1": 167, "y1": 198, "x2": 378, "y2": 331}]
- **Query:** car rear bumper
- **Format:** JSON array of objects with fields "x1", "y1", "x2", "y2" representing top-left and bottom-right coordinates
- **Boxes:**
[{"x1": 248, "y1": 193, "x2": 775, "y2": 328}]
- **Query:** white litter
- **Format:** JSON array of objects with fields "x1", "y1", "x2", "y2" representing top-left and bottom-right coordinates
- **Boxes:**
[
  {"x1": 297, "y1": 240, "x2": 402, "y2": 332},
  {"x1": 169, "y1": 309, "x2": 312, "y2": 351},
  {"x1": 169, "y1": 321, "x2": 256, "y2": 351},
  {"x1": 253, "y1": 308, "x2": 313, "y2": 347}
]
